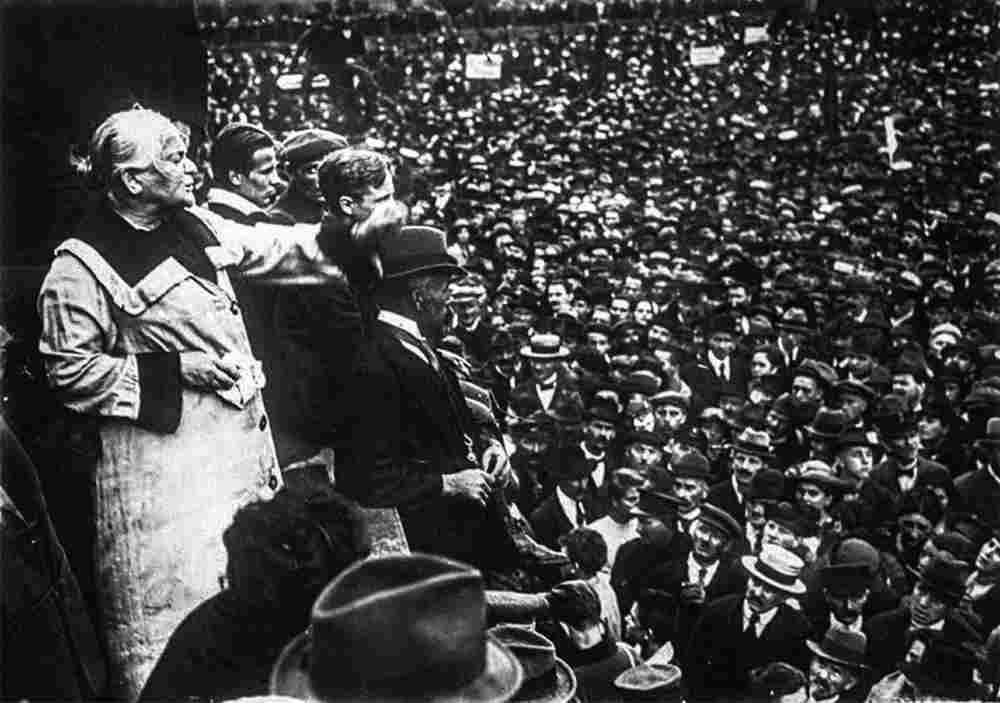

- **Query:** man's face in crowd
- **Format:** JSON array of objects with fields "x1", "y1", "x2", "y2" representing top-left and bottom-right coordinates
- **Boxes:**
[
  {"x1": 655, "y1": 403, "x2": 686, "y2": 432},
  {"x1": 451, "y1": 298, "x2": 481, "y2": 328},
  {"x1": 825, "y1": 588, "x2": 868, "y2": 625},
  {"x1": 751, "y1": 351, "x2": 777, "y2": 378},
  {"x1": 892, "y1": 373, "x2": 924, "y2": 409},
  {"x1": 572, "y1": 297, "x2": 591, "y2": 319},
  {"x1": 648, "y1": 324, "x2": 670, "y2": 350},
  {"x1": 837, "y1": 445, "x2": 874, "y2": 482},
  {"x1": 884, "y1": 430, "x2": 920, "y2": 463},
  {"x1": 234, "y1": 146, "x2": 282, "y2": 207},
  {"x1": 844, "y1": 352, "x2": 872, "y2": 378},
  {"x1": 610, "y1": 298, "x2": 631, "y2": 322},
  {"x1": 672, "y1": 476, "x2": 708, "y2": 512},
  {"x1": 917, "y1": 416, "x2": 945, "y2": 444},
  {"x1": 732, "y1": 450, "x2": 765, "y2": 494},
  {"x1": 766, "y1": 410, "x2": 791, "y2": 439},
  {"x1": 976, "y1": 537, "x2": 1000, "y2": 575},
  {"x1": 791, "y1": 375, "x2": 822, "y2": 406},
  {"x1": 548, "y1": 282, "x2": 570, "y2": 310},
  {"x1": 413, "y1": 273, "x2": 455, "y2": 343},
  {"x1": 347, "y1": 173, "x2": 396, "y2": 222},
  {"x1": 610, "y1": 486, "x2": 641, "y2": 523},
  {"x1": 728, "y1": 285, "x2": 749, "y2": 309},
  {"x1": 763, "y1": 520, "x2": 798, "y2": 551},
  {"x1": 809, "y1": 657, "x2": 858, "y2": 702},
  {"x1": 627, "y1": 441, "x2": 662, "y2": 470},
  {"x1": 910, "y1": 580, "x2": 948, "y2": 627},
  {"x1": 796, "y1": 481, "x2": 833, "y2": 513},
  {"x1": 897, "y1": 514, "x2": 932, "y2": 558},
  {"x1": 514, "y1": 431, "x2": 550, "y2": 459},
  {"x1": 531, "y1": 358, "x2": 559, "y2": 382},
  {"x1": 291, "y1": 157, "x2": 324, "y2": 203},
  {"x1": 623, "y1": 276, "x2": 643, "y2": 301},
  {"x1": 586, "y1": 331, "x2": 611, "y2": 356},
  {"x1": 707, "y1": 332, "x2": 736, "y2": 360},
  {"x1": 838, "y1": 392, "x2": 868, "y2": 422},
  {"x1": 494, "y1": 348, "x2": 518, "y2": 375},
  {"x1": 943, "y1": 349, "x2": 973, "y2": 375},
  {"x1": 746, "y1": 575, "x2": 786, "y2": 614},
  {"x1": 558, "y1": 476, "x2": 588, "y2": 501},
  {"x1": 746, "y1": 500, "x2": 767, "y2": 528},
  {"x1": 584, "y1": 419, "x2": 617, "y2": 451},
  {"x1": 634, "y1": 300, "x2": 655, "y2": 326},
  {"x1": 691, "y1": 520, "x2": 729, "y2": 562}
]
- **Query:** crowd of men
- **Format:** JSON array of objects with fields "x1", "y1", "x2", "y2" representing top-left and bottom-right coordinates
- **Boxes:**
[{"x1": 5, "y1": 0, "x2": 1000, "y2": 700}]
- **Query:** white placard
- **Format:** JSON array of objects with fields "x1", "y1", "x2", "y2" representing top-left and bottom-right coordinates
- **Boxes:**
[
  {"x1": 744, "y1": 26, "x2": 769, "y2": 44},
  {"x1": 465, "y1": 53, "x2": 503, "y2": 80},
  {"x1": 690, "y1": 46, "x2": 724, "y2": 67}
]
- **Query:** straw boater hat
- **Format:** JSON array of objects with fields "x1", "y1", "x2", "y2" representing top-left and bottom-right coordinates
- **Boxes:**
[
  {"x1": 741, "y1": 544, "x2": 807, "y2": 595},
  {"x1": 520, "y1": 333, "x2": 571, "y2": 360}
]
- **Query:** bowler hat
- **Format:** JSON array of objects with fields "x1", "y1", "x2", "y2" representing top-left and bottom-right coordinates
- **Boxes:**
[
  {"x1": 270, "y1": 553, "x2": 523, "y2": 702},
  {"x1": 976, "y1": 417, "x2": 1000, "y2": 447},
  {"x1": 731, "y1": 427, "x2": 774, "y2": 458},
  {"x1": 488, "y1": 626, "x2": 576, "y2": 703},
  {"x1": 834, "y1": 428, "x2": 880, "y2": 451},
  {"x1": 821, "y1": 563, "x2": 874, "y2": 598},
  {"x1": 806, "y1": 627, "x2": 869, "y2": 672},
  {"x1": 381, "y1": 226, "x2": 465, "y2": 280},
  {"x1": 745, "y1": 468, "x2": 785, "y2": 503},
  {"x1": 671, "y1": 450, "x2": 711, "y2": 481},
  {"x1": 741, "y1": 544, "x2": 807, "y2": 595},
  {"x1": 805, "y1": 408, "x2": 849, "y2": 440}
]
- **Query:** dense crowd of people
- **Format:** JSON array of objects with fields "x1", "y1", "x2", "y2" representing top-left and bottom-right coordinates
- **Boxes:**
[{"x1": 4, "y1": 0, "x2": 1000, "y2": 701}]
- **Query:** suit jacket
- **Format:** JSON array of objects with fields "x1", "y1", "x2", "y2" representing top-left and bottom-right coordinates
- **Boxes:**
[
  {"x1": 863, "y1": 605, "x2": 982, "y2": 680},
  {"x1": 680, "y1": 352, "x2": 749, "y2": 410},
  {"x1": 509, "y1": 373, "x2": 584, "y2": 422},
  {"x1": 454, "y1": 318, "x2": 495, "y2": 367},
  {"x1": 868, "y1": 456, "x2": 950, "y2": 504},
  {"x1": 955, "y1": 467, "x2": 1000, "y2": 528},
  {"x1": 529, "y1": 493, "x2": 577, "y2": 550},
  {"x1": 336, "y1": 320, "x2": 513, "y2": 571},
  {"x1": 636, "y1": 551, "x2": 747, "y2": 655},
  {"x1": 684, "y1": 594, "x2": 811, "y2": 701},
  {"x1": 706, "y1": 479, "x2": 745, "y2": 525}
]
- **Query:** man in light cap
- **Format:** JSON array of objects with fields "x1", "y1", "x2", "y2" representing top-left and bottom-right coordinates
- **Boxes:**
[{"x1": 270, "y1": 128, "x2": 349, "y2": 225}]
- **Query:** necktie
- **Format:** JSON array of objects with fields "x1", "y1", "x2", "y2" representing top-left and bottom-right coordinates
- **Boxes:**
[
  {"x1": 697, "y1": 565, "x2": 709, "y2": 588},
  {"x1": 576, "y1": 500, "x2": 588, "y2": 527},
  {"x1": 746, "y1": 611, "x2": 760, "y2": 636}
]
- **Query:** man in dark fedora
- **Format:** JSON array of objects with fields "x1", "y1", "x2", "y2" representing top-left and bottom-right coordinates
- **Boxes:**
[
  {"x1": 684, "y1": 544, "x2": 812, "y2": 701},
  {"x1": 634, "y1": 503, "x2": 747, "y2": 659},
  {"x1": 270, "y1": 553, "x2": 525, "y2": 703},
  {"x1": 863, "y1": 555, "x2": 982, "y2": 679},
  {"x1": 530, "y1": 446, "x2": 594, "y2": 550},
  {"x1": 668, "y1": 449, "x2": 714, "y2": 537},
  {"x1": 955, "y1": 417, "x2": 1000, "y2": 527},
  {"x1": 805, "y1": 626, "x2": 871, "y2": 703},
  {"x1": 336, "y1": 225, "x2": 516, "y2": 572},
  {"x1": 680, "y1": 313, "x2": 749, "y2": 410}
]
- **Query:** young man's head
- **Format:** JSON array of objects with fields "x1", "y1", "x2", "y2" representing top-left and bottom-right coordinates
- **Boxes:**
[
  {"x1": 279, "y1": 128, "x2": 348, "y2": 204},
  {"x1": 211, "y1": 123, "x2": 282, "y2": 207},
  {"x1": 606, "y1": 469, "x2": 644, "y2": 523},
  {"x1": 318, "y1": 147, "x2": 395, "y2": 223}
]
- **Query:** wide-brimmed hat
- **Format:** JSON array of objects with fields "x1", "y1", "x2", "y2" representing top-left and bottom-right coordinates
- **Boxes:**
[
  {"x1": 731, "y1": 427, "x2": 774, "y2": 458},
  {"x1": 488, "y1": 626, "x2": 576, "y2": 703},
  {"x1": 805, "y1": 408, "x2": 849, "y2": 440},
  {"x1": 270, "y1": 553, "x2": 523, "y2": 703},
  {"x1": 381, "y1": 226, "x2": 466, "y2": 280},
  {"x1": 807, "y1": 627, "x2": 870, "y2": 672},
  {"x1": 520, "y1": 333, "x2": 571, "y2": 360},
  {"x1": 741, "y1": 544, "x2": 808, "y2": 595}
]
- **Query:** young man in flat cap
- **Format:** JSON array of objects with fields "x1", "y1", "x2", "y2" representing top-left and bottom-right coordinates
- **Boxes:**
[{"x1": 269, "y1": 128, "x2": 349, "y2": 225}]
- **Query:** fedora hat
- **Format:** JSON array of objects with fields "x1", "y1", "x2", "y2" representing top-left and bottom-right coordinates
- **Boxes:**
[
  {"x1": 741, "y1": 544, "x2": 808, "y2": 595},
  {"x1": 520, "y1": 333, "x2": 571, "y2": 360},
  {"x1": 695, "y1": 503, "x2": 743, "y2": 543},
  {"x1": 745, "y1": 468, "x2": 786, "y2": 503},
  {"x1": 381, "y1": 226, "x2": 466, "y2": 280},
  {"x1": 671, "y1": 449, "x2": 712, "y2": 481},
  {"x1": 807, "y1": 627, "x2": 870, "y2": 672},
  {"x1": 629, "y1": 489, "x2": 683, "y2": 520},
  {"x1": 488, "y1": 626, "x2": 576, "y2": 703},
  {"x1": 731, "y1": 427, "x2": 774, "y2": 458},
  {"x1": 270, "y1": 553, "x2": 523, "y2": 703}
]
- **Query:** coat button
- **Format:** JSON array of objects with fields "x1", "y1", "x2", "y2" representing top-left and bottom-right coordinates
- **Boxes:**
[
  {"x1": 231, "y1": 302, "x2": 240, "y2": 315},
  {"x1": 259, "y1": 415, "x2": 268, "y2": 431}
]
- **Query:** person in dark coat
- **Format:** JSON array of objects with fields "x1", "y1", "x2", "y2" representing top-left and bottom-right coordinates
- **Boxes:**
[
  {"x1": 684, "y1": 544, "x2": 812, "y2": 701},
  {"x1": 680, "y1": 313, "x2": 749, "y2": 410},
  {"x1": 863, "y1": 555, "x2": 982, "y2": 680},
  {"x1": 634, "y1": 503, "x2": 747, "y2": 658},
  {"x1": 955, "y1": 417, "x2": 1000, "y2": 527},
  {"x1": 530, "y1": 446, "x2": 593, "y2": 550},
  {"x1": 1, "y1": 412, "x2": 108, "y2": 701},
  {"x1": 335, "y1": 224, "x2": 516, "y2": 572},
  {"x1": 706, "y1": 426, "x2": 775, "y2": 522},
  {"x1": 138, "y1": 486, "x2": 369, "y2": 703},
  {"x1": 510, "y1": 333, "x2": 584, "y2": 422}
]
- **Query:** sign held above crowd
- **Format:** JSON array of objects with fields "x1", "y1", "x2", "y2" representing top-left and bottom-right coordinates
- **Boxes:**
[
  {"x1": 466, "y1": 53, "x2": 503, "y2": 80},
  {"x1": 690, "y1": 45, "x2": 725, "y2": 67}
]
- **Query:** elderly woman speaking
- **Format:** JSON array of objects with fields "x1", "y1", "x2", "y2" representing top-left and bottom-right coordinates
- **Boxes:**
[{"x1": 37, "y1": 108, "x2": 333, "y2": 699}]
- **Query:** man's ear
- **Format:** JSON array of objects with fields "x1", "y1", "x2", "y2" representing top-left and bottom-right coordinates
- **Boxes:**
[
  {"x1": 337, "y1": 195, "x2": 355, "y2": 216},
  {"x1": 228, "y1": 170, "x2": 242, "y2": 189},
  {"x1": 121, "y1": 170, "x2": 144, "y2": 196}
]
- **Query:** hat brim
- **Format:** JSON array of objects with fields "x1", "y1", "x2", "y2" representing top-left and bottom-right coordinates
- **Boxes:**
[
  {"x1": 741, "y1": 556, "x2": 807, "y2": 595},
  {"x1": 520, "y1": 349, "x2": 571, "y2": 360},
  {"x1": 383, "y1": 262, "x2": 467, "y2": 280},
  {"x1": 271, "y1": 631, "x2": 524, "y2": 703},
  {"x1": 805, "y1": 640, "x2": 869, "y2": 672},
  {"x1": 514, "y1": 658, "x2": 577, "y2": 703}
]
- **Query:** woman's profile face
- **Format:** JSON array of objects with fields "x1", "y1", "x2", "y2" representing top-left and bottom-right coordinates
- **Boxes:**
[{"x1": 135, "y1": 128, "x2": 197, "y2": 209}]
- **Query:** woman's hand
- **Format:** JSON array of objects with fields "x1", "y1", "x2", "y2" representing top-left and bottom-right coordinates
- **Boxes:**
[{"x1": 180, "y1": 351, "x2": 241, "y2": 391}]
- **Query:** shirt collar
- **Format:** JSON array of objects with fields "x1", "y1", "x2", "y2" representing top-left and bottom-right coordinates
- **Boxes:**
[
  {"x1": 581, "y1": 442, "x2": 605, "y2": 462},
  {"x1": 743, "y1": 599, "x2": 779, "y2": 631},
  {"x1": 207, "y1": 187, "x2": 267, "y2": 216},
  {"x1": 687, "y1": 553, "x2": 720, "y2": 581},
  {"x1": 378, "y1": 310, "x2": 424, "y2": 342},
  {"x1": 556, "y1": 486, "x2": 580, "y2": 525},
  {"x1": 830, "y1": 611, "x2": 863, "y2": 633}
]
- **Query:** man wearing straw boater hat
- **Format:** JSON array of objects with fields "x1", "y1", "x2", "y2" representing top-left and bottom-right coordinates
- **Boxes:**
[
  {"x1": 684, "y1": 544, "x2": 812, "y2": 701},
  {"x1": 510, "y1": 333, "x2": 582, "y2": 418},
  {"x1": 335, "y1": 225, "x2": 516, "y2": 573}
]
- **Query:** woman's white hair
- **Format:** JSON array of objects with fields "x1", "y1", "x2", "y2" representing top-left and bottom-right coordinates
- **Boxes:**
[{"x1": 73, "y1": 107, "x2": 180, "y2": 191}]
